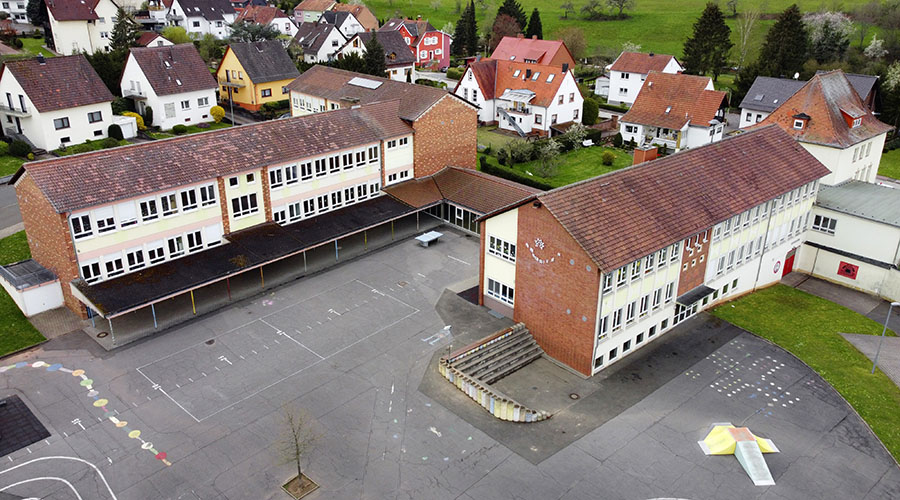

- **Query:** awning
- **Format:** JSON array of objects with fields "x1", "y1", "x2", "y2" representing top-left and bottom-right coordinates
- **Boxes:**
[
  {"x1": 498, "y1": 89, "x2": 535, "y2": 103},
  {"x1": 676, "y1": 285, "x2": 715, "y2": 307}
]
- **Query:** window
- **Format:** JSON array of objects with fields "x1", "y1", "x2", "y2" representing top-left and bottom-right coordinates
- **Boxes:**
[
  {"x1": 181, "y1": 100, "x2": 190, "y2": 110},
  {"x1": 551, "y1": 114, "x2": 557, "y2": 124},
  {"x1": 186, "y1": 230, "x2": 203, "y2": 252},
  {"x1": 231, "y1": 194, "x2": 258, "y2": 218},
  {"x1": 284, "y1": 165, "x2": 298, "y2": 184},
  {"x1": 181, "y1": 189, "x2": 198, "y2": 211},
  {"x1": 852, "y1": 117, "x2": 861, "y2": 128},
  {"x1": 368, "y1": 145, "x2": 379, "y2": 163},
  {"x1": 569, "y1": 93, "x2": 575, "y2": 102},
  {"x1": 357, "y1": 183, "x2": 369, "y2": 200},
  {"x1": 300, "y1": 161, "x2": 313, "y2": 180},
  {"x1": 125, "y1": 248, "x2": 145, "y2": 270},
  {"x1": 342, "y1": 152, "x2": 353, "y2": 170},
  {"x1": 488, "y1": 235, "x2": 516, "y2": 262},
  {"x1": 94, "y1": 207, "x2": 115, "y2": 233},
  {"x1": 81, "y1": 261, "x2": 101, "y2": 283},
  {"x1": 147, "y1": 241, "x2": 165, "y2": 264},
  {"x1": 269, "y1": 168, "x2": 284, "y2": 189},
  {"x1": 535, "y1": 114, "x2": 542, "y2": 125},
  {"x1": 639, "y1": 295, "x2": 649, "y2": 317},
  {"x1": 573, "y1": 109, "x2": 579, "y2": 120},
  {"x1": 612, "y1": 308, "x2": 623, "y2": 330},
  {"x1": 104, "y1": 255, "x2": 124, "y2": 278},
  {"x1": 315, "y1": 158, "x2": 327, "y2": 177},
  {"x1": 387, "y1": 139, "x2": 398, "y2": 149},
  {"x1": 609, "y1": 347, "x2": 618, "y2": 360},
  {"x1": 716, "y1": 256, "x2": 725, "y2": 275},
  {"x1": 626, "y1": 301, "x2": 636, "y2": 323},
  {"x1": 198, "y1": 97, "x2": 209, "y2": 107},
  {"x1": 328, "y1": 156, "x2": 340, "y2": 173},
  {"x1": 355, "y1": 151, "x2": 366, "y2": 166},
  {"x1": 117, "y1": 201, "x2": 137, "y2": 227},
  {"x1": 167, "y1": 236, "x2": 184, "y2": 258},
  {"x1": 602, "y1": 273, "x2": 613, "y2": 293},
  {"x1": 558, "y1": 95, "x2": 564, "y2": 105},
  {"x1": 793, "y1": 119, "x2": 804, "y2": 129},
  {"x1": 246, "y1": 173, "x2": 255, "y2": 184},
  {"x1": 670, "y1": 242, "x2": 680, "y2": 262},
  {"x1": 160, "y1": 193, "x2": 178, "y2": 216},
  {"x1": 399, "y1": 137, "x2": 409, "y2": 147},
  {"x1": 652, "y1": 288, "x2": 661, "y2": 309},
  {"x1": 199, "y1": 185, "x2": 216, "y2": 206},
  {"x1": 657, "y1": 248, "x2": 667, "y2": 267},
  {"x1": 812, "y1": 215, "x2": 837, "y2": 235},
  {"x1": 228, "y1": 177, "x2": 239, "y2": 187},
  {"x1": 630, "y1": 260, "x2": 641, "y2": 280},
  {"x1": 616, "y1": 267, "x2": 628, "y2": 286},
  {"x1": 88, "y1": 111, "x2": 102, "y2": 123},
  {"x1": 644, "y1": 253, "x2": 655, "y2": 272},
  {"x1": 664, "y1": 282, "x2": 674, "y2": 303},
  {"x1": 486, "y1": 278, "x2": 514, "y2": 305},
  {"x1": 53, "y1": 117, "x2": 70, "y2": 130},
  {"x1": 331, "y1": 190, "x2": 343, "y2": 208},
  {"x1": 139, "y1": 199, "x2": 158, "y2": 222},
  {"x1": 282, "y1": 86, "x2": 289, "y2": 95},
  {"x1": 712, "y1": 225, "x2": 721, "y2": 241},
  {"x1": 71, "y1": 214, "x2": 92, "y2": 239},
  {"x1": 623, "y1": 340, "x2": 631, "y2": 352},
  {"x1": 302, "y1": 199, "x2": 315, "y2": 218},
  {"x1": 261, "y1": 89, "x2": 272, "y2": 97},
  {"x1": 192, "y1": 20, "x2": 200, "y2": 27},
  {"x1": 598, "y1": 314, "x2": 609, "y2": 339},
  {"x1": 316, "y1": 194, "x2": 329, "y2": 214}
]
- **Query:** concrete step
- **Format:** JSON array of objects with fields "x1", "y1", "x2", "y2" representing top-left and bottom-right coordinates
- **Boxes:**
[
  {"x1": 483, "y1": 348, "x2": 543, "y2": 385},
  {"x1": 452, "y1": 331, "x2": 531, "y2": 372},
  {"x1": 468, "y1": 339, "x2": 540, "y2": 380}
]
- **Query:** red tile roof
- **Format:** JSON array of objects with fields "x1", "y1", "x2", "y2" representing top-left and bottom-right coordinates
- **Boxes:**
[
  {"x1": 331, "y1": 3, "x2": 378, "y2": 31},
  {"x1": 621, "y1": 72, "x2": 726, "y2": 130},
  {"x1": 759, "y1": 70, "x2": 892, "y2": 148},
  {"x1": 610, "y1": 51, "x2": 679, "y2": 74},
  {"x1": 383, "y1": 166, "x2": 540, "y2": 214},
  {"x1": 19, "y1": 101, "x2": 412, "y2": 214},
  {"x1": 490, "y1": 36, "x2": 574, "y2": 67},
  {"x1": 45, "y1": 0, "x2": 100, "y2": 21},
  {"x1": 1, "y1": 55, "x2": 113, "y2": 113},
  {"x1": 534, "y1": 125, "x2": 830, "y2": 271},
  {"x1": 463, "y1": 58, "x2": 497, "y2": 100},
  {"x1": 236, "y1": 5, "x2": 289, "y2": 24},
  {"x1": 129, "y1": 45, "x2": 217, "y2": 96},
  {"x1": 135, "y1": 31, "x2": 169, "y2": 46},
  {"x1": 295, "y1": 0, "x2": 334, "y2": 11},
  {"x1": 463, "y1": 59, "x2": 571, "y2": 108}
]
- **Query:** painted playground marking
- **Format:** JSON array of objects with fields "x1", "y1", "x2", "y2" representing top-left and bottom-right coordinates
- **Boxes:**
[{"x1": 0, "y1": 456, "x2": 119, "y2": 500}]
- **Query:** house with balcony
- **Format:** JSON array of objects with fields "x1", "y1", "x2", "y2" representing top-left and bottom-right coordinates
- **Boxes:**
[
  {"x1": 607, "y1": 51, "x2": 683, "y2": 107},
  {"x1": 378, "y1": 17, "x2": 451, "y2": 70},
  {"x1": 619, "y1": 72, "x2": 727, "y2": 152},
  {"x1": 0, "y1": 0, "x2": 28, "y2": 23},
  {"x1": 0, "y1": 54, "x2": 115, "y2": 151},
  {"x1": 317, "y1": 9, "x2": 364, "y2": 38},
  {"x1": 290, "y1": 22, "x2": 345, "y2": 63},
  {"x1": 216, "y1": 40, "x2": 299, "y2": 111},
  {"x1": 45, "y1": 0, "x2": 119, "y2": 55},
  {"x1": 453, "y1": 58, "x2": 582, "y2": 136},
  {"x1": 336, "y1": 30, "x2": 415, "y2": 82},
  {"x1": 120, "y1": 44, "x2": 218, "y2": 130},
  {"x1": 489, "y1": 35, "x2": 576, "y2": 69},
  {"x1": 166, "y1": 0, "x2": 235, "y2": 39},
  {"x1": 236, "y1": 5, "x2": 297, "y2": 37}
]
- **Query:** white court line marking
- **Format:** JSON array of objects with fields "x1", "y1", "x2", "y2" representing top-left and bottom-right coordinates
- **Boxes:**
[
  {"x1": 138, "y1": 279, "x2": 419, "y2": 422},
  {"x1": 0, "y1": 456, "x2": 117, "y2": 500},
  {"x1": 260, "y1": 319, "x2": 324, "y2": 360},
  {"x1": 448, "y1": 255, "x2": 470, "y2": 266},
  {"x1": 1, "y1": 477, "x2": 82, "y2": 500}
]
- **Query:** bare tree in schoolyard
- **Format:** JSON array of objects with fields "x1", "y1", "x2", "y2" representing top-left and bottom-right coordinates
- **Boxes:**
[{"x1": 279, "y1": 405, "x2": 320, "y2": 499}]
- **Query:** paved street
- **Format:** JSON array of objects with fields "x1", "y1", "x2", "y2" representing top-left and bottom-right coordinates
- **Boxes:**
[
  {"x1": 0, "y1": 231, "x2": 897, "y2": 499},
  {"x1": 0, "y1": 184, "x2": 23, "y2": 237}
]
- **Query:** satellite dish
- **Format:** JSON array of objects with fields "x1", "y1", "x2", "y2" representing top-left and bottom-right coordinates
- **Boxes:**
[{"x1": 793, "y1": 72, "x2": 800, "y2": 80}]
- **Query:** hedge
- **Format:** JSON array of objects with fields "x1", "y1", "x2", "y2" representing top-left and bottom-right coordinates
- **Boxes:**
[{"x1": 479, "y1": 159, "x2": 552, "y2": 191}]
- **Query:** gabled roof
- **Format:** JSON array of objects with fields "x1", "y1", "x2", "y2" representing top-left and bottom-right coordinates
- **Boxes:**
[
  {"x1": 816, "y1": 70, "x2": 879, "y2": 101},
  {"x1": 135, "y1": 31, "x2": 171, "y2": 46},
  {"x1": 295, "y1": 0, "x2": 334, "y2": 11},
  {"x1": 490, "y1": 36, "x2": 574, "y2": 66},
  {"x1": 760, "y1": 70, "x2": 892, "y2": 148},
  {"x1": 1, "y1": 55, "x2": 113, "y2": 113},
  {"x1": 461, "y1": 58, "x2": 497, "y2": 100},
  {"x1": 286, "y1": 65, "x2": 459, "y2": 121},
  {"x1": 129, "y1": 45, "x2": 217, "y2": 96},
  {"x1": 292, "y1": 22, "x2": 341, "y2": 54},
  {"x1": 236, "y1": 4, "x2": 289, "y2": 24},
  {"x1": 816, "y1": 181, "x2": 900, "y2": 228},
  {"x1": 531, "y1": 125, "x2": 830, "y2": 272},
  {"x1": 379, "y1": 17, "x2": 437, "y2": 41},
  {"x1": 610, "y1": 51, "x2": 680, "y2": 74},
  {"x1": 18, "y1": 101, "x2": 412, "y2": 214},
  {"x1": 318, "y1": 10, "x2": 350, "y2": 26},
  {"x1": 175, "y1": 0, "x2": 235, "y2": 21},
  {"x1": 226, "y1": 40, "x2": 300, "y2": 83},
  {"x1": 383, "y1": 166, "x2": 540, "y2": 214},
  {"x1": 351, "y1": 31, "x2": 415, "y2": 67},
  {"x1": 45, "y1": 0, "x2": 101, "y2": 21},
  {"x1": 621, "y1": 72, "x2": 726, "y2": 130},
  {"x1": 489, "y1": 60, "x2": 570, "y2": 108},
  {"x1": 331, "y1": 3, "x2": 377, "y2": 31},
  {"x1": 738, "y1": 76, "x2": 805, "y2": 113}
]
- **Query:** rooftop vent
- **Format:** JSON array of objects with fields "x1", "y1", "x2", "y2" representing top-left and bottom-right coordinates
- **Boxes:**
[{"x1": 347, "y1": 76, "x2": 382, "y2": 89}]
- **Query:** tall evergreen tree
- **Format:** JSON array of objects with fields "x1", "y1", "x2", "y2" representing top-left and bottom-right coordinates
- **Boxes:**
[
  {"x1": 110, "y1": 7, "x2": 141, "y2": 52},
  {"x1": 464, "y1": 0, "x2": 478, "y2": 55},
  {"x1": 496, "y1": 0, "x2": 526, "y2": 32},
  {"x1": 525, "y1": 8, "x2": 542, "y2": 39},
  {"x1": 26, "y1": 0, "x2": 46, "y2": 26},
  {"x1": 363, "y1": 35, "x2": 387, "y2": 77},
  {"x1": 452, "y1": 4, "x2": 468, "y2": 56},
  {"x1": 756, "y1": 4, "x2": 809, "y2": 79},
  {"x1": 681, "y1": 2, "x2": 733, "y2": 80},
  {"x1": 452, "y1": 0, "x2": 477, "y2": 56}
]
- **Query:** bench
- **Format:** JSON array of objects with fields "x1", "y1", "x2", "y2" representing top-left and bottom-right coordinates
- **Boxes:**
[{"x1": 415, "y1": 230, "x2": 444, "y2": 247}]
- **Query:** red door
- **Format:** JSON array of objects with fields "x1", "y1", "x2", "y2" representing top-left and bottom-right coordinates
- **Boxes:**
[{"x1": 782, "y1": 248, "x2": 796, "y2": 277}]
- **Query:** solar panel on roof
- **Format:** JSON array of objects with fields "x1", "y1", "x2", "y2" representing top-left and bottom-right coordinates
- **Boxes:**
[
  {"x1": 754, "y1": 94, "x2": 764, "y2": 101},
  {"x1": 348, "y1": 76, "x2": 383, "y2": 89}
]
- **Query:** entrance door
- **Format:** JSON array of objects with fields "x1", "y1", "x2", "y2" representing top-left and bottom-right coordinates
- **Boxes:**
[{"x1": 782, "y1": 248, "x2": 796, "y2": 277}]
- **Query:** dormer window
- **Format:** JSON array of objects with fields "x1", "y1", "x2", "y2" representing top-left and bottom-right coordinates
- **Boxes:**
[
  {"x1": 792, "y1": 113, "x2": 810, "y2": 130},
  {"x1": 852, "y1": 117, "x2": 861, "y2": 128},
  {"x1": 793, "y1": 119, "x2": 804, "y2": 129}
]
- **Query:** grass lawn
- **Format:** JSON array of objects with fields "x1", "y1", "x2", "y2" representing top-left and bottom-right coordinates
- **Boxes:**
[
  {"x1": 55, "y1": 139, "x2": 130, "y2": 157},
  {"x1": 476, "y1": 126, "x2": 528, "y2": 151},
  {"x1": 19, "y1": 38, "x2": 55, "y2": 58},
  {"x1": 148, "y1": 122, "x2": 232, "y2": 139},
  {"x1": 0, "y1": 154, "x2": 24, "y2": 177},
  {"x1": 481, "y1": 144, "x2": 632, "y2": 188},
  {"x1": 878, "y1": 148, "x2": 900, "y2": 180},
  {"x1": 0, "y1": 231, "x2": 46, "y2": 357},
  {"x1": 712, "y1": 284, "x2": 900, "y2": 461}
]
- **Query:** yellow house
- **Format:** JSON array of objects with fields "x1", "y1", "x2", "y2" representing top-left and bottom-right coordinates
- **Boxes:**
[{"x1": 217, "y1": 40, "x2": 301, "y2": 111}]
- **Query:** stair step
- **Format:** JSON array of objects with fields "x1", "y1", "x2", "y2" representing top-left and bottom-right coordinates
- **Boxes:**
[
  {"x1": 484, "y1": 349, "x2": 543, "y2": 384},
  {"x1": 454, "y1": 335, "x2": 532, "y2": 374},
  {"x1": 452, "y1": 331, "x2": 530, "y2": 371},
  {"x1": 468, "y1": 340, "x2": 539, "y2": 379}
]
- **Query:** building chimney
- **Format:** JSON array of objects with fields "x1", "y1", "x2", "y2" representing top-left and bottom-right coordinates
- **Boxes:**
[
  {"x1": 525, "y1": 69, "x2": 531, "y2": 79},
  {"x1": 562, "y1": 63, "x2": 569, "y2": 73},
  {"x1": 532, "y1": 35, "x2": 537, "y2": 40},
  {"x1": 633, "y1": 146, "x2": 658, "y2": 165},
  {"x1": 649, "y1": 52, "x2": 654, "y2": 57},
  {"x1": 517, "y1": 33, "x2": 524, "y2": 39},
  {"x1": 37, "y1": 54, "x2": 45, "y2": 65},
  {"x1": 417, "y1": 14, "x2": 421, "y2": 20}
]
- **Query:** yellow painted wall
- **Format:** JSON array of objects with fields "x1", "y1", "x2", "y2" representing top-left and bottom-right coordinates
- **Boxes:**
[{"x1": 216, "y1": 48, "x2": 292, "y2": 109}]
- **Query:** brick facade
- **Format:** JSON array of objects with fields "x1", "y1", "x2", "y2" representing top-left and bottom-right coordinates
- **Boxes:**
[
  {"x1": 677, "y1": 231, "x2": 711, "y2": 296},
  {"x1": 412, "y1": 95, "x2": 477, "y2": 177},
  {"x1": 513, "y1": 202, "x2": 599, "y2": 376},
  {"x1": 217, "y1": 177, "x2": 231, "y2": 234},
  {"x1": 260, "y1": 167, "x2": 273, "y2": 222},
  {"x1": 15, "y1": 174, "x2": 85, "y2": 317}
]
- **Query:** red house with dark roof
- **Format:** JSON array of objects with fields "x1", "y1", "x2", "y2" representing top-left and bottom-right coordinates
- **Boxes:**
[{"x1": 379, "y1": 17, "x2": 451, "y2": 70}]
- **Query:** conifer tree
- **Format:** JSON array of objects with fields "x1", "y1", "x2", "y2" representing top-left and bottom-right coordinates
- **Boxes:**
[
  {"x1": 755, "y1": 4, "x2": 808, "y2": 76},
  {"x1": 464, "y1": 0, "x2": 478, "y2": 54},
  {"x1": 525, "y1": 8, "x2": 542, "y2": 39},
  {"x1": 110, "y1": 7, "x2": 141, "y2": 51},
  {"x1": 496, "y1": 0, "x2": 526, "y2": 32},
  {"x1": 681, "y1": 2, "x2": 733, "y2": 80},
  {"x1": 363, "y1": 35, "x2": 387, "y2": 77}
]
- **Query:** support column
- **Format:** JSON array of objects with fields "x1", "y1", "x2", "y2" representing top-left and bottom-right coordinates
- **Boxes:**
[
  {"x1": 108, "y1": 318, "x2": 115, "y2": 346},
  {"x1": 151, "y1": 303, "x2": 158, "y2": 329},
  {"x1": 303, "y1": 251, "x2": 307, "y2": 272},
  {"x1": 87, "y1": 307, "x2": 95, "y2": 328},
  {"x1": 364, "y1": 230, "x2": 367, "y2": 250},
  {"x1": 190, "y1": 290, "x2": 196, "y2": 315},
  {"x1": 260, "y1": 267, "x2": 265, "y2": 288},
  {"x1": 335, "y1": 240, "x2": 339, "y2": 262},
  {"x1": 391, "y1": 220, "x2": 394, "y2": 241},
  {"x1": 416, "y1": 211, "x2": 419, "y2": 231},
  {"x1": 226, "y1": 278, "x2": 231, "y2": 300}
]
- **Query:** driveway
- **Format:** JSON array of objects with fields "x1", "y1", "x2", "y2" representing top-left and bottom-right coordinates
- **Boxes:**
[{"x1": 0, "y1": 183, "x2": 23, "y2": 237}]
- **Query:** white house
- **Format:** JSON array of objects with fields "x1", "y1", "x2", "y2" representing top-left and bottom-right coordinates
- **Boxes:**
[
  {"x1": 121, "y1": 44, "x2": 218, "y2": 130},
  {"x1": 336, "y1": 31, "x2": 415, "y2": 82},
  {"x1": 293, "y1": 0, "x2": 332, "y2": 24},
  {"x1": 760, "y1": 70, "x2": 892, "y2": 186},
  {"x1": 607, "y1": 51, "x2": 683, "y2": 107},
  {"x1": 0, "y1": 0, "x2": 28, "y2": 23},
  {"x1": 45, "y1": 0, "x2": 119, "y2": 55},
  {"x1": 738, "y1": 76, "x2": 805, "y2": 128},
  {"x1": 235, "y1": 5, "x2": 296, "y2": 38},
  {"x1": 317, "y1": 9, "x2": 363, "y2": 38},
  {"x1": 619, "y1": 72, "x2": 727, "y2": 152},
  {"x1": 290, "y1": 22, "x2": 344, "y2": 63},
  {"x1": 166, "y1": 0, "x2": 235, "y2": 39},
  {"x1": 453, "y1": 59, "x2": 582, "y2": 136},
  {"x1": 135, "y1": 31, "x2": 174, "y2": 47},
  {"x1": 0, "y1": 55, "x2": 115, "y2": 151}
]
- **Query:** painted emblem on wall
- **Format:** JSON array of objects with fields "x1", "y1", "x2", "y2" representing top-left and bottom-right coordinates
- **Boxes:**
[
  {"x1": 837, "y1": 261, "x2": 859, "y2": 280},
  {"x1": 773, "y1": 260, "x2": 781, "y2": 273},
  {"x1": 525, "y1": 238, "x2": 560, "y2": 264}
]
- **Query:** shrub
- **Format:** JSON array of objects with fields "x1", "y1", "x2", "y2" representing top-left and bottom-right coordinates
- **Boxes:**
[
  {"x1": 142, "y1": 106, "x2": 153, "y2": 127},
  {"x1": 11, "y1": 38, "x2": 22, "y2": 49},
  {"x1": 479, "y1": 155, "x2": 488, "y2": 169},
  {"x1": 26, "y1": 152, "x2": 33, "y2": 160},
  {"x1": 101, "y1": 137, "x2": 120, "y2": 149},
  {"x1": 483, "y1": 145, "x2": 492, "y2": 155},
  {"x1": 496, "y1": 148, "x2": 508, "y2": 166},
  {"x1": 31, "y1": 31, "x2": 42, "y2": 39},
  {"x1": 446, "y1": 67, "x2": 463, "y2": 80},
  {"x1": 210, "y1": 105, "x2": 225, "y2": 123},
  {"x1": 122, "y1": 111, "x2": 145, "y2": 130},
  {"x1": 8, "y1": 140, "x2": 31, "y2": 158},
  {"x1": 111, "y1": 97, "x2": 130, "y2": 115},
  {"x1": 601, "y1": 150, "x2": 615, "y2": 166},
  {"x1": 613, "y1": 132, "x2": 623, "y2": 148},
  {"x1": 479, "y1": 161, "x2": 553, "y2": 191},
  {"x1": 0, "y1": 141, "x2": 8, "y2": 155},
  {"x1": 172, "y1": 124, "x2": 188, "y2": 135},
  {"x1": 107, "y1": 124, "x2": 124, "y2": 140},
  {"x1": 582, "y1": 98, "x2": 599, "y2": 126}
]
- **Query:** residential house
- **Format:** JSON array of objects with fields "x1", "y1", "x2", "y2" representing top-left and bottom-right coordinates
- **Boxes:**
[
  {"x1": 760, "y1": 70, "x2": 892, "y2": 186},
  {"x1": 136, "y1": 31, "x2": 174, "y2": 47},
  {"x1": 489, "y1": 35, "x2": 576, "y2": 69},
  {"x1": 378, "y1": 17, "x2": 451, "y2": 70},
  {"x1": 45, "y1": 0, "x2": 119, "y2": 55},
  {"x1": 120, "y1": 44, "x2": 218, "y2": 130},
  {"x1": 293, "y1": 0, "x2": 333, "y2": 24},
  {"x1": 330, "y1": 3, "x2": 377, "y2": 31},
  {"x1": 477, "y1": 125, "x2": 829, "y2": 376},
  {"x1": 0, "y1": 0, "x2": 28, "y2": 23},
  {"x1": 318, "y1": 10, "x2": 364, "y2": 38},
  {"x1": 607, "y1": 51, "x2": 683, "y2": 107},
  {"x1": 228, "y1": 0, "x2": 265, "y2": 10},
  {"x1": 216, "y1": 40, "x2": 300, "y2": 111},
  {"x1": 0, "y1": 54, "x2": 114, "y2": 151},
  {"x1": 290, "y1": 22, "x2": 345, "y2": 63},
  {"x1": 166, "y1": 0, "x2": 236, "y2": 39},
  {"x1": 817, "y1": 71, "x2": 879, "y2": 112},
  {"x1": 144, "y1": 0, "x2": 172, "y2": 30},
  {"x1": 619, "y1": 72, "x2": 727, "y2": 151},
  {"x1": 236, "y1": 5, "x2": 297, "y2": 38},
  {"x1": 738, "y1": 76, "x2": 805, "y2": 129},
  {"x1": 453, "y1": 59, "x2": 582, "y2": 136},
  {"x1": 287, "y1": 65, "x2": 477, "y2": 176},
  {"x1": 336, "y1": 31, "x2": 415, "y2": 82}
]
